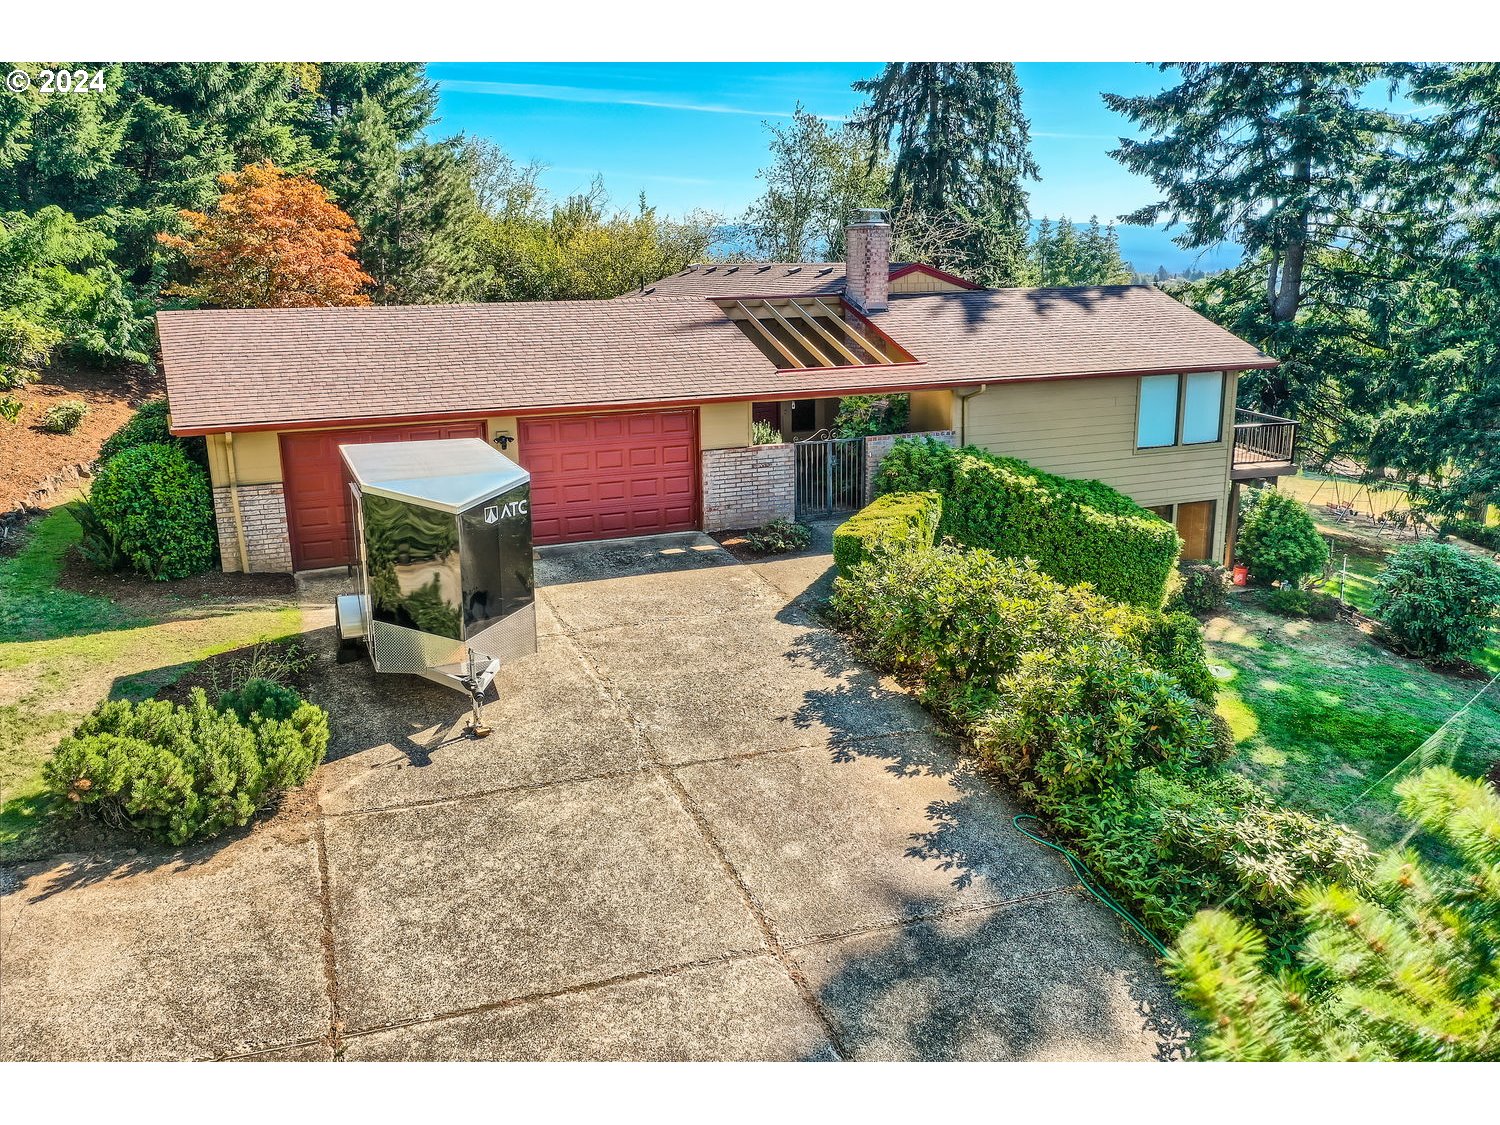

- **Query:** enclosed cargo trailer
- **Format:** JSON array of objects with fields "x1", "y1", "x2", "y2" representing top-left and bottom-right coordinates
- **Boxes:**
[{"x1": 335, "y1": 439, "x2": 537, "y2": 737}]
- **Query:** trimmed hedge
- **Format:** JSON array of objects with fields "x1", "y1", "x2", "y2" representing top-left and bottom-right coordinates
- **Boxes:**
[
  {"x1": 44, "y1": 684, "x2": 330, "y2": 845},
  {"x1": 832, "y1": 490, "x2": 943, "y2": 577},
  {"x1": 874, "y1": 436, "x2": 1179, "y2": 608}
]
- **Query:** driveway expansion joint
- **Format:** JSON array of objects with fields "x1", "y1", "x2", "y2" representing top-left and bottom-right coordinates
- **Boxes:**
[
  {"x1": 312, "y1": 809, "x2": 344, "y2": 1058},
  {"x1": 558, "y1": 593, "x2": 850, "y2": 1061},
  {"x1": 333, "y1": 946, "x2": 773, "y2": 1043}
]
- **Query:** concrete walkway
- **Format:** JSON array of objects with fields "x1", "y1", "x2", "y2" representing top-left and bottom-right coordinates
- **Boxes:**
[{"x1": 1, "y1": 527, "x2": 1186, "y2": 1060}]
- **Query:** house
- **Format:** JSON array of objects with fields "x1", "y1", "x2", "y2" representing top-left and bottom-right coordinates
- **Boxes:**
[{"x1": 157, "y1": 211, "x2": 1294, "y2": 575}]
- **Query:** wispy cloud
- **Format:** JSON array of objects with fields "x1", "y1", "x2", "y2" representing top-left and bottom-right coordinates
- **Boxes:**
[{"x1": 439, "y1": 78, "x2": 839, "y2": 120}]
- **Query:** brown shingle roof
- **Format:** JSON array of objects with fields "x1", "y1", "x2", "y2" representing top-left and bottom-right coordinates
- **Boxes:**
[
  {"x1": 868, "y1": 285, "x2": 1273, "y2": 382},
  {"x1": 160, "y1": 285, "x2": 1273, "y2": 435},
  {"x1": 624, "y1": 262, "x2": 848, "y2": 298}
]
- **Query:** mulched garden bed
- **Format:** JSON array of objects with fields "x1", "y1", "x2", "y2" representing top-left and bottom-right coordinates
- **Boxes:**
[{"x1": 55, "y1": 545, "x2": 295, "y2": 606}]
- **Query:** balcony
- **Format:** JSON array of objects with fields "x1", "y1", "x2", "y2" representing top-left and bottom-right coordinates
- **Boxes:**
[{"x1": 1232, "y1": 408, "x2": 1299, "y2": 479}]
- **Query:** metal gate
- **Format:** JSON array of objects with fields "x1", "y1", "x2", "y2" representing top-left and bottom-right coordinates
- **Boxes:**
[{"x1": 795, "y1": 436, "x2": 866, "y2": 519}]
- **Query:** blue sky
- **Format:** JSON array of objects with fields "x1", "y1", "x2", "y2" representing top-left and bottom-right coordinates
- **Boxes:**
[{"x1": 426, "y1": 62, "x2": 1229, "y2": 271}]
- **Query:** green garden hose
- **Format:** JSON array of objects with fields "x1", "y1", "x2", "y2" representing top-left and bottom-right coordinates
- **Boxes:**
[{"x1": 1012, "y1": 814, "x2": 1171, "y2": 958}]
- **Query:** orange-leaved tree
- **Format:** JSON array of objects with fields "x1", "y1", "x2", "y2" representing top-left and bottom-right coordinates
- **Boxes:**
[{"x1": 158, "y1": 161, "x2": 373, "y2": 308}]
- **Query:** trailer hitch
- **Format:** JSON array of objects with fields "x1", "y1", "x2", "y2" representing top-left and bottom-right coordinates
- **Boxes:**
[{"x1": 459, "y1": 650, "x2": 501, "y2": 739}]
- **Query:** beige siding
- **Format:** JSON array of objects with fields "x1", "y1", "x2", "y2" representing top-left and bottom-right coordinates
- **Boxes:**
[
  {"x1": 962, "y1": 372, "x2": 1239, "y2": 558},
  {"x1": 699, "y1": 400, "x2": 751, "y2": 449},
  {"x1": 890, "y1": 272, "x2": 971, "y2": 294},
  {"x1": 206, "y1": 431, "x2": 284, "y2": 489},
  {"x1": 909, "y1": 389, "x2": 957, "y2": 432}
]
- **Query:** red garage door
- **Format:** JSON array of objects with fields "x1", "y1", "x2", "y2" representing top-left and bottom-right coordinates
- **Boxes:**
[
  {"x1": 281, "y1": 420, "x2": 486, "y2": 570},
  {"x1": 520, "y1": 410, "x2": 698, "y2": 545}
]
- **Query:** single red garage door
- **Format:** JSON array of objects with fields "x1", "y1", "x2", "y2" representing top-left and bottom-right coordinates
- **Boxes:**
[
  {"x1": 281, "y1": 420, "x2": 486, "y2": 570},
  {"x1": 520, "y1": 410, "x2": 698, "y2": 545}
]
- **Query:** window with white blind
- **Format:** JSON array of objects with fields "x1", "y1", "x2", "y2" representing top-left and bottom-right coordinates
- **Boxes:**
[
  {"x1": 1136, "y1": 374, "x2": 1180, "y2": 448},
  {"x1": 1136, "y1": 372, "x2": 1225, "y2": 448},
  {"x1": 1182, "y1": 372, "x2": 1225, "y2": 444}
]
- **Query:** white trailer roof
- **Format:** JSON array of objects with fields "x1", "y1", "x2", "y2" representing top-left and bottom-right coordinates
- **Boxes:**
[{"x1": 339, "y1": 438, "x2": 529, "y2": 513}]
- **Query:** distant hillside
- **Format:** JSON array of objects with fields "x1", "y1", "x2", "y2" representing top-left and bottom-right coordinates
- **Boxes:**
[{"x1": 711, "y1": 221, "x2": 1243, "y2": 277}]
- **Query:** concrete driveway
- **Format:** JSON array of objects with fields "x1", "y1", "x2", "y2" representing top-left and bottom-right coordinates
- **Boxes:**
[{"x1": 1, "y1": 527, "x2": 1186, "y2": 1061}]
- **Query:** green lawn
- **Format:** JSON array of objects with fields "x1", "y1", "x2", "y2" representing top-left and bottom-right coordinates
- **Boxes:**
[
  {"x1": 1206, "y1": 600, "x2": 1500, "y2": 857},
  {"x1": 0, "y1": 507, "x2": 303, "y2": 861}
]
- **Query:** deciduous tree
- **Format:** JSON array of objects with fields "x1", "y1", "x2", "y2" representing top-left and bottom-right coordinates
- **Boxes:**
[
  {"x1": 742, "y1": 105, "x2": 890, "y2": 260},
  {"x1": 158, "y1": 162, "x2": 372, "y2": 308}
]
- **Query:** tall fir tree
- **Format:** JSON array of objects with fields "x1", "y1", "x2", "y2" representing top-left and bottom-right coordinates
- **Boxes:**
[
  {"x1": 1029, "y1": 215, "x2": 1133, "y2": 286},
  {"x1": 850, "y1": 63, "x2": 1038, "y2": 285},
  {"x1": 1103, "y1": 64, "x2": 1402, "y2": 451},
  {"x1": 1342, "y1": 63, "x2": 1500, "y2": 517}
]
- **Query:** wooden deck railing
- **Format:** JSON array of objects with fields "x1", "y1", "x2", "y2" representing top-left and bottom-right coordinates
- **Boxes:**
[{"x1": 1233, "y1": 408, "x2": 1298, "y2": 468}]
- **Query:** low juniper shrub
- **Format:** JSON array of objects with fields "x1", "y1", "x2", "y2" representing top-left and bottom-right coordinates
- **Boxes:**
[{"x1": 44, "y1": 687, "x2": 330, "y2": 846}]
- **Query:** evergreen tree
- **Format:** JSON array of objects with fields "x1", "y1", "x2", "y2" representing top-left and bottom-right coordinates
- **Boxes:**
[
  {"x1": 1343, "y1": 63, "x2": 1500, "y2": 517},
  {"x1": 1029, "y1": 216, "x2": 1132, "y2": 286},
  {"x1": 850, "y1": 63, "x2": 1038, "y2": 285},
  {"x1": 1170, "y1": 767, "x2": 1500, "y2": 1061},
  {"x1": 1103, "y1": 64, "x2": 1402, "y2": 442}
]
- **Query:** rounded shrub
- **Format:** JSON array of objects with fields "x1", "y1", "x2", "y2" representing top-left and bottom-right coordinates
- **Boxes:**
[
  {"x1": 1372, "y1": 540, "x2": 1500, "y2": 662},
  {"x1": 88, "y1": 441, "x2": 216, "y2": 580},
  {"x1": 40, "y1": 399, "x2": 89, "y2": 434},
  {"x1": 43, "y1": 688, "x2": 330, "y2": 845},
  {"x1": 1172, "y1": 562, "x2": 1228, "y2": 616},
  {"x1": 1235, "y1": 488, "x2": 1328, "y2": 586}
]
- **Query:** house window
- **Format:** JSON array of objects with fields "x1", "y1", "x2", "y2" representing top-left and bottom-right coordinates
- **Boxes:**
[
  {"x1": 1136, "y1": 375, "x2": 1179, "y2": 448},
  {"x1": 1136, "y1": 373, "x2": 1225, "y2": 448},
  {"x1": 1182, "y1": 372, "x2": 1225, "y2": 444}
]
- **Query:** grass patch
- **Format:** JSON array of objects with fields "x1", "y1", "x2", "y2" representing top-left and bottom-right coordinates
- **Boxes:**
[
  {"x1": 0, "y1": 505, "x2": 136, "y2": 642},
  {"x1": 0, "y1": 508, "x2": 304, "y2": 861},
  {"x1": 1207, "y1": 602, "x2": 1500, "y2": 858}
]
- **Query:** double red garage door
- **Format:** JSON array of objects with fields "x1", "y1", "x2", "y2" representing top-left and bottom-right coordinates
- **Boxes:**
[{"x1": 281, "y1": 410, "x2": 699, "y2": 569}]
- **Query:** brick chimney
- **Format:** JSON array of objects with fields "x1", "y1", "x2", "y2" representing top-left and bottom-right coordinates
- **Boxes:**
[{"x1": 844, "y1": 208, "x2": 891, "y2": 313}]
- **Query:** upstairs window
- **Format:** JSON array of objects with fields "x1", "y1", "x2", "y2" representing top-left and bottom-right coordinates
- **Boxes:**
[{"x1": 1136, "y1": 372, "x2": 1224, "y2": 449}]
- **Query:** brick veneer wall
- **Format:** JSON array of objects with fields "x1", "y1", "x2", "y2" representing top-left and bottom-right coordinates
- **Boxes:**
[
  {"x1": 212, "y1": 483, "x2": 293, "y2": 573},
  {"x1": 864, "y1": 430, "x2": 957, "y2": 498},
  {"x1": 702, "y1": 443, "x2": 795, "y2": 531}
]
